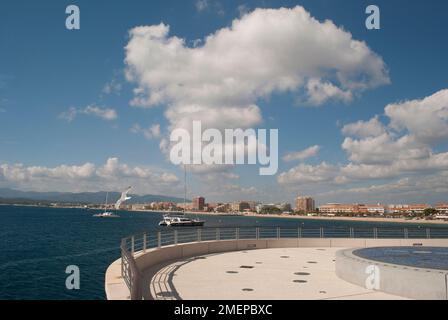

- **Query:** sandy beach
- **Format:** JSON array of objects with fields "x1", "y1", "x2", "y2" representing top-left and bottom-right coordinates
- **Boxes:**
[{"x1": 243, "y1": 213, "x2": 448, "y2": 225}]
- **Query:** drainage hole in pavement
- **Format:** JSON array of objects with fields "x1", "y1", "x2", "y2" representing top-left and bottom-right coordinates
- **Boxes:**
[
  {"x1": 240, "y1": 265, "x2": 254, "y2": 269},
  {"x1": 242, "y1": 288, "x2": 254, "y2": 292},
  {"x1": 226, "y1": 271, "x2": 239, "y2": 274},
  {"x1": 294, "y1": 272, "x2": 310, "y2": 276},
  {"x1": 293, "y1": 280, "x2": 307, "y2": 283},
  {"x1": 307, "y1": 261, "x2": 318, "y2": 264}
]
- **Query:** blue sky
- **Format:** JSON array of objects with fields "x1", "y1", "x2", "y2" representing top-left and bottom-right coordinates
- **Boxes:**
[{"x1": 1, "y1": 0, "x2": 447, "y2": 205}]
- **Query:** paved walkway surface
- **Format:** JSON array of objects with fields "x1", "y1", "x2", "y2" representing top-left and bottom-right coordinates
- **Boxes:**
[{"x1": 143, "y1": 248, "x2": 407, "y2": 300}]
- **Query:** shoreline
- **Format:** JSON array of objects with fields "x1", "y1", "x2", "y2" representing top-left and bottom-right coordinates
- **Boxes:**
[
  {"x1": 2, "y1": 204, "x2": 446, "y2": 226},
  {"x1": 133, "y1": 209, "x2": 448, "y2": 226}
]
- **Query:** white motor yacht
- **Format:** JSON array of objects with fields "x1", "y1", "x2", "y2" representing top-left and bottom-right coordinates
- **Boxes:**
[{"x1": 159, "y1": 215, "x2": 205, "y2": 227}]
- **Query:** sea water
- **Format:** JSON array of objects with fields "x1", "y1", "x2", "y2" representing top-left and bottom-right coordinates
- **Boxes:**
[{"x1": 0, "y1": 205, "x2": 445, "y2": 300}]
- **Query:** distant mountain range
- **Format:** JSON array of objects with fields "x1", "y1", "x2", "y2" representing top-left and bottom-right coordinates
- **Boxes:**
[{"x1": 0, "y1": 188, "x2": 186, "y2": 204}]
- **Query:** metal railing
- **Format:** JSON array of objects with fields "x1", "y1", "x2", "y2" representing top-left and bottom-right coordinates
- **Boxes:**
[{"x1": 119, "y1": 226, "x2": 448, "y2": 299}]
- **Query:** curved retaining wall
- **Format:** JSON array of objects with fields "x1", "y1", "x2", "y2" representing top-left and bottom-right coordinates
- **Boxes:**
[
  {"x1": 106, "y1": 238, "x2": 448, "y2": 300},
  {"x1": 335, "y1": 248, "x2": 448, "y2": 300}
]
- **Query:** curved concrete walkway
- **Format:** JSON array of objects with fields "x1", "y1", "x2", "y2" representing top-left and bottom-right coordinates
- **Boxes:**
[{"x1": 142, "y1": 248, "x2": 406, "y2": 300}]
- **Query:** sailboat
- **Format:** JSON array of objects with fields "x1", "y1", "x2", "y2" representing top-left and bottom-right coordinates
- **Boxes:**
[{"x1": 93, "y1": 187, "x2": 132, "y2": 218}]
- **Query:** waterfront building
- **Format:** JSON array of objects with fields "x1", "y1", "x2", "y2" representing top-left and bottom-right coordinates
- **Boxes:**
[
  {"x1": 277, "y1": 203, "x2": 292, "y2": 212},
  {"x1": 295, "y1": 196, "x2": 315, "y2": 213},
  {"x1": 177, "y1": 202, "x2": 194, "y2": 211},
  {"x1": 231, "y1": 201, "x2": 251, "y2": 212},
  {"x1": 246, "y1": 201, "x2": 260, "y2": 211},
  {"x1": 318, "y1": 203, "x2": 385, "y2": 215},
  {"x1": 149, "y1": 202, "x2": 178, "y2": 211},
  {"x1": 409, "y1": 204, "x2": 431, "y2": 214},
  {"x1": 193, "y1": 196, "x2": 205, "y2": 211},
  {"x1": 131, "y1": 204, "x2": 148, "y2": 211},
  {"x1": 388, "y1": 204, "x2": 431, "y2": 214},
  {"x1": 358, "y1": 204, "x2": 386, "y2": 215},
  {"x1": 319, "y1": 203, "x2": 358, "y2": 214},
  {"x1": 256, "y1": 204, "x2": 273, "y2": 213},
  {"x1": 435, "y1": 203, "x2": 448, "y2": 213},
  {"x1": 214, "y1": 203, "x2": 230, "y2": 213}
]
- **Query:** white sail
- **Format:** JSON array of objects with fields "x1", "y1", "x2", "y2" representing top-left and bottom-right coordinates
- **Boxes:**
[{"x1": 115, "y1": 186, "x2": 132, "y2": 210}]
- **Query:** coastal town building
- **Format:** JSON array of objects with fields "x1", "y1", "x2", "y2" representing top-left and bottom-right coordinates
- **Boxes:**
[
  {"x1": 124, "y1": 198, "x2": 446, "y2": 218},
  {"x1": 214, "y1": 203, "x2": 230, "y2": 213},
  {"x1": 295, "y1": 196, "x2": 315, "y2": 213},
  {"x1": 358, "y1": 204, "x2": 386, "y2": 214},
  {"x1": 278, "y1": 203, "x2": 292, "y2": 212},
  {"x1": 193, "y1": 197, "x2": 205, "y2": 211},
  {"x1": 131, "y1": 204, "x2": 149, "y2": 211},
  {"x1": 318, "y1": 203, "x2": 437, "y2": 215},
  {"x1": 435, "y1": 203, "x2": 448, "y2": 213},
  {"x1": 319, "y1": 203, "x2": 358, "y2": 214},
  {"x1": 230, "y1": 201, "x2": 251, "y2": 212},
  {"x1": 319, "y1": 203, "x2": 386, "y2": 215},
  {"x1": 147, "y1": 202, "x2": 179, "y2": 211},
  {"x1": 177, "y1": 202, "x2": 194, "y2": 211},
  {"x1": 388, "y1": 204, "x2": 431, "y2": 214},
  {"x1": 246, "y1": 201, "x2": 260, "y2": 211}
]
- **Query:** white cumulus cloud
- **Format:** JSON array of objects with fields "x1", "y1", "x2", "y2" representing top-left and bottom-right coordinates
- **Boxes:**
[
  {"x1": 278, "y1": 89, "x2": 448, "y2": 195},
  {"x1": 59, "y1": 105, "x2": 118, "y2": 122},
  {"x1": 277, "y1": 162, "x2": 339, "y2": 184},
  {"x1": 0, "y1": 158, "x2": 179, "y2": 194},
  {"x1": 385, "y1": 89, "x2": 448, "y2": 145},
  {"x1": 341, "y1": 116, "x2": 385, "y2": 138},
  {"x1": 125, "y1": 6, "x2": 389, "y2": 134},
  {"x1": 283, "y1": 145, "x2": 321, "y2": 162}
]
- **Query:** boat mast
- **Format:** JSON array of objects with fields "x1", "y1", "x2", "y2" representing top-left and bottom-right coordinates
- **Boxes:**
[
  {"x1": 184, "y1": 164, "x2": 187, "y2": 213},
  {"x1": 104, "y1": 192, "x2": 108, "y2": 213}
]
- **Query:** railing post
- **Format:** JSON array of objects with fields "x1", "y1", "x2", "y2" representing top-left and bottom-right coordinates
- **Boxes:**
[
  {"x1": 350, "y1": 227, "x2": 354, "y2": 238},
  {"x1": 236, "y1": 227, "x2": 240, "y2": 240},
  {"x1": 374, "y1": 228, "x2": 378, "y2": 239},
  {"x1": 277, "y1": 227, "x2": 280, "y2": 240},
  {"x1": 157, "y1": 231, "x2": 161, "y2": 248},
  {"x1": 174, "y1": 230, "x2": 178, "y2": 245},
  {"x1": 197, "y1": 228, "x2": 202, "y2": 242},
  {"x1": 131, "y1": 236, "x2": 135, "y2": 254},
  {"x1": 256, "y1": 227, "x2": 260, "y2": 240},
  {"x1": 426, "y1": 228, "x2": 431, "y2": 239},
  {"x1": 120, "y1": 239, "x2": 126, "y2": 274},
  {"x1": 404, "y1": 228, "x2": 408, "y2": 239},
  {"x1": 298, "y1": 227, "x2": 302, "y2": 238},
  {"x1": 216, "y1": 228, "x2": 220, "y2": 241},
  {"x1": 320, "y1": 227, "x2": 324, "y2": 238},
  {"x1": 143, "y1": 233, "x2": 147, "y2": 253}
]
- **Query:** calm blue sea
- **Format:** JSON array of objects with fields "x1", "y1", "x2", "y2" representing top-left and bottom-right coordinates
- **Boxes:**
[{"x1": 0, "y1": 205, "x2": 445, "y2": 300}]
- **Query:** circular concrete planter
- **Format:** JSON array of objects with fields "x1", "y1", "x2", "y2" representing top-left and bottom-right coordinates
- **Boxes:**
[{"x1": 335, "y1": 248, "x2": 448, "y2": 300}]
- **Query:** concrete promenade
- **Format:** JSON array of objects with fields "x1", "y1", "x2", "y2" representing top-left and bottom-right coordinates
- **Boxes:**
[
  {"x1": 106, "y1": 237, "x2": 448, "y2": 300},
  {"x1": 143, "y1": 248, "x2": 405, "y2": 300}
]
